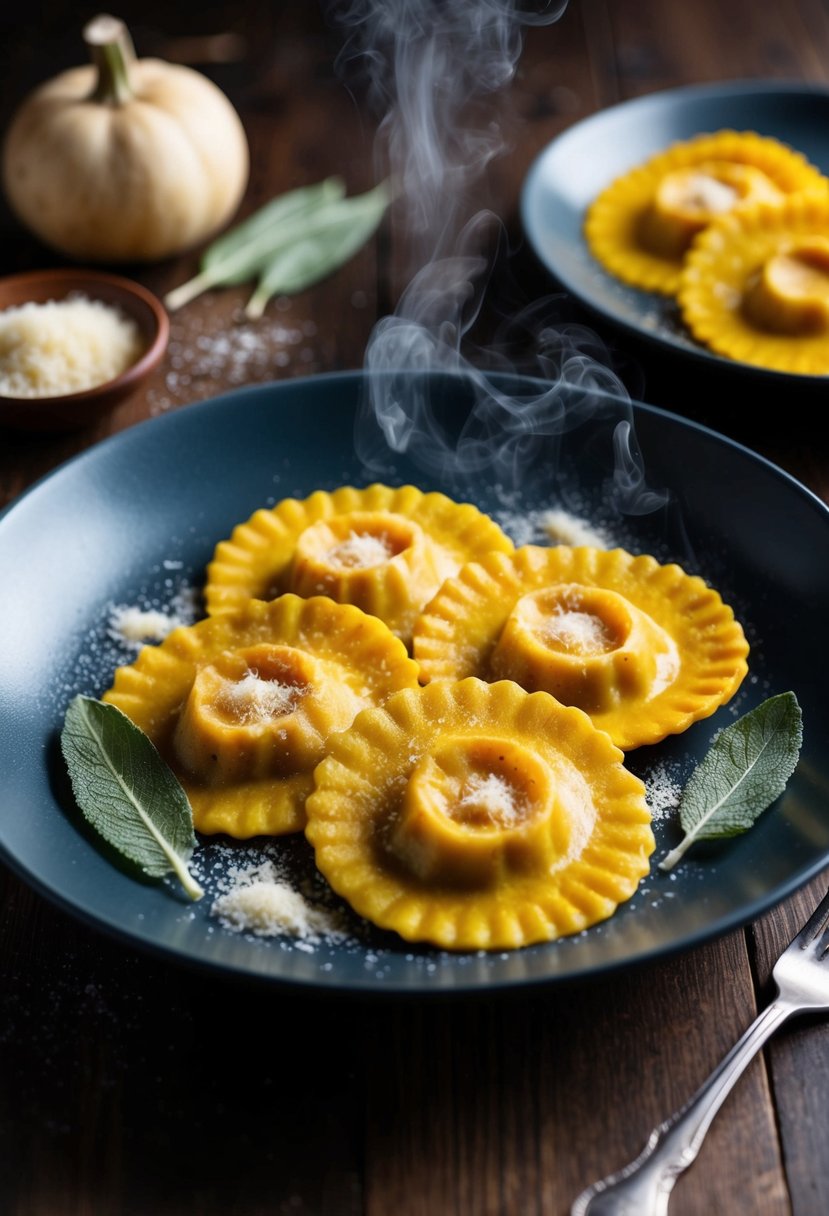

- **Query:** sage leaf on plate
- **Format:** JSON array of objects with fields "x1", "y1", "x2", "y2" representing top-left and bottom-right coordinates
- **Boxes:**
[
  {"x1": 163, "y1": 176, "x2": 346, "y2": 311},
  {"x1": 60, "y1": 694, "x2": 204, "y2": 900},
  {"x1": 244, "y1": 180, "x2": 392, "y2": 318},
  {"x1": 659, "y1": 691, "x2": 803, "y2": 872}
]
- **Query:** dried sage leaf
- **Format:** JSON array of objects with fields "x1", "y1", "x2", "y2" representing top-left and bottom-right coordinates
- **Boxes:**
[
  {"x1": 60, "y1": 695, "x2": 204, "y2": 900},
  {"x1": 163, "y1": 176, "x2": 346, "y2": 310},
  {"x1": 244, "y1": 180, "x2": 391, "y2": 317},
  {"x1": 659, "y1": 691, "x2": 803, "y2": 872}
]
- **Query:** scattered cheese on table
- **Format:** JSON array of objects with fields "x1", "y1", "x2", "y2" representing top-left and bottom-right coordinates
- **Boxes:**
[{"x1": 0, "y1": 295, "x2": 144, "y2": 398}]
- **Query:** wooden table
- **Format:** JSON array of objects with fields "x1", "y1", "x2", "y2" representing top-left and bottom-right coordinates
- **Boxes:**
[{"x1": 2, "y1": 2, "x2": 829, "y2": 1213}]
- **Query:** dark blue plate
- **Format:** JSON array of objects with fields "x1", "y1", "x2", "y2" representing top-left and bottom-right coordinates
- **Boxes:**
[
  {"x1": 521, "y1": 79, "x2": 829, "y2": 384},
  {"x1": 2, "y1": 370, "x2": 828, "y2": 993}
]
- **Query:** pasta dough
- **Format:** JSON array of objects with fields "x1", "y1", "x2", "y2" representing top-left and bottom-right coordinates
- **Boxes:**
[
  {"x1": 304, "y1": 677, "x2": 655, "y2": 950},
  {"x1": 103, "y1": 593, "x2": 420, "y2": 838},
  {"x1": 204, "y1": 482, "x2": 514, "y2": 646},
  {"x1": 678, "y1": 193, "x2": 829, "y2": 374},
  {"x1": 585, "y1": 129, "x2": 827, "y2": 295},
  {"x1": 412, "y1": 545, "x2": 749, "y2": 750}
]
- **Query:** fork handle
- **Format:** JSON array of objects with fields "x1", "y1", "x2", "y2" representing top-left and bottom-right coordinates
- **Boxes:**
[{"x1": 570, "y1": 996, "x2": 796, "y2": 1216}]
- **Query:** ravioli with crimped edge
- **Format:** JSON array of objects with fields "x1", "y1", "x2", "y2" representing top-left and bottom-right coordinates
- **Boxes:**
[
  {"x1": 412, "y1": 545, "x2": 749, "y2": 751},
  {"x1": 678, "y1": 192, "x2": 829, "y2": 374},
  {"x1": 584, "y1": 129, "x2": 828, "y2": 296},
  {"x1": 304, "y1": 677, "x2": 654, "y2": 951},
  {"x1": 204, "y1": 483, "x2": 515, "y2": 647},
  {"x1": 103, "y1": 594, "x2": 420, "y2": 838}
]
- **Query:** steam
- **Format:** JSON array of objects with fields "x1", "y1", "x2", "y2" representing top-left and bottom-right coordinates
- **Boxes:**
[
  {"x1": 327, "y1": 0, "x2": 669, "y2": 528},
  {"x1": 330, "y1": 0, "x2": 565, "y2": 266}
]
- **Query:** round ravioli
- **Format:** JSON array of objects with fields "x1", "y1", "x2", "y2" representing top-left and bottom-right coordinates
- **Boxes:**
[
  {"x1": 203, "y1": 483, "x2": 514, "y2": 646},
  {"x1": 102, "y1": 594, "x2": 420, "y2": 838},
  {"x1": 412, "y1": 545, "x2": 749, "y2": 750},
  {"x1": 585, "y1": 130, "x2": 827, "y2": 295},
  {"x1": 305, "y1": 678, "x2": 654, "y2": 951},
  {"x1": 679, "y1": 193, "x2": 829, "y2": 374}
]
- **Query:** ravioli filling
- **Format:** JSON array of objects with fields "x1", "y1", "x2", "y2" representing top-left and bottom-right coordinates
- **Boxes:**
[
  {"x1": 743, "y1": 237, "x2": 829, "y2": 334},
  {"x1": 638, "y1": 162, "x2": 782, "y2": 260},
  {"x1": 173, "y1": 643, "x2": 360, "y2": 784},
  {"x1": 289, "y1": 511, "x2": 420, "y2": 588},
  {"x1": 388, "y1": 736, "x2": 574, "y2": 887},
  {"x1": 287, "y1": 509, "x2": 457, "y2": 641},
  {"x1": 488, "y1": 585, "x2": 679, "y2": 713}
]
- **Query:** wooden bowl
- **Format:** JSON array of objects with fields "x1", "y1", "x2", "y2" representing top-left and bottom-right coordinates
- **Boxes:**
[{"x1": 0, "y1": 268, "x2": 169, "y2": 433}]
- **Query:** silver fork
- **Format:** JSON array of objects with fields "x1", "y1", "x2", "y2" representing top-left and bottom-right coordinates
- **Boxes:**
[{"x1": 571, "y1": 883, "x2": 829, "y2": 1216}]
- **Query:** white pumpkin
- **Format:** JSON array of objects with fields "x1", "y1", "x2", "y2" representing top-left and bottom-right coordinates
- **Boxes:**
[{"x1": 2, "y1": 14, "x2": 250, "y2": 263}]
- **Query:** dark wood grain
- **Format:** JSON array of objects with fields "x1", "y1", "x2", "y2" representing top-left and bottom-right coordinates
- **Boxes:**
[
  {"x1": 364, "y1": 937, "x2": 787, "y2": 1216},
  {"x1": 749, "y1": 878, "x2": 829, "y2": 1216},
  {"x1": 3, "y1": 3, "x2": 829, "y2": 1214}
]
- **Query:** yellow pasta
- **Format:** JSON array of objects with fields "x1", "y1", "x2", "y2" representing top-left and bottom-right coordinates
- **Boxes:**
[
  {"x1": 585, "y1": 130, "x2": 827, "y2": 295},
  {"x1": 412, "y1": 545, "x2": 749, "y2": 750},
  {"x1": 679, "y1": 193, "x2": 829, "y2": 374},
  {"x1": 103, "y1": 594, "x2": 420, "y2": 838},
  {"x1": 204, "y1": 482, "x2": 514, "y2": 646},
  {"x1": 304, "y1": 678, "x2": 655, "y2": 951},
  {"x1": 95, "y1": 463, "x2": 758, "y2": 953}
]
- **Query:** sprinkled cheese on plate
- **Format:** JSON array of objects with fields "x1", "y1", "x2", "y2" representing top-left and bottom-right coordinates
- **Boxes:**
[
  {"x1": 645, "y1": 761, "x2": 683, "y2": 823},
  {"x1": 210, "y1": 858, "x2": 349, "y2": 941},
  {"x1": 109, "y1": 606, "x2": 180, "y2": 644},
  {"x1": 107, "y1": 589, "x2": 199, "y2": 649},
  {"x1": 213, "y1": 880, "x2": 331, "y2": 937},
  {"x1": 0, "y1": 295, "x2": 144, "y2": 398},
  {"x1": 541, "y1": 509, "x2": 611, "y2": 549}
]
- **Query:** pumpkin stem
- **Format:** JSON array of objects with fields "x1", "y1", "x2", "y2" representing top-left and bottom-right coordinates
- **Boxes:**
[{"x1": 84, "y1": 13, "x2": 136, "y2": 106}]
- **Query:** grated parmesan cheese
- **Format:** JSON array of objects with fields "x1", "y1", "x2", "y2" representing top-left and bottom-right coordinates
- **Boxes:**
[
  {"x1": 459, "y1": 773, "x2": 525, "y2": 827},
  {"x1": 218, "y1": 671, "x2": 300, "y2": 723},
  {"x1": 541, "y1": 509, "x2": 611, "y2": 549},
  {"x1": 108, "y1": 606, "x2": 181, "y2": 645},
  {"x1": 209, "y1": 858, "x2": 349, "y2": 942},
  {"x1": 0, "y1": 295, "x2": 144, "y2": 398},
  {"x1": 213, "y1": 881, "x2": 333, "y2": 937},
  {"x1": 328, "y1": 531, "x2": 393, "y2": 569},
  {"x1": 107, "y1": 587, "x2": 199, "y2": 649},
  {"x1": 645, "y1": 762, "x2": 682, "y2": 823},
  {"x1": 544, "y1": 609, "x2": 612, "y2": 655},
  {"x1": 673, "y1": 172, "x2": 737, "y2": 214}
]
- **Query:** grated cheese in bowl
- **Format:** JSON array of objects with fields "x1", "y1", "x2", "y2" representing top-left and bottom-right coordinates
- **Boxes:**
[{"x1": 0, "y1": 294, "x2": 145, "y2": 398}]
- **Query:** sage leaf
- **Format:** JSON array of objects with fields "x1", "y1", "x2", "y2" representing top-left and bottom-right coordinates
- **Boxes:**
[
  {"x1": 245, "y1": 180, "x2": 392, "y2": 318},
  {"x1": 163, "y1": 176, "x2": 346, "y2": 311},
  {"x1": 659, "y1": 691, "x2": 803, "y2": 872},
  {"x1": 60, "y1": 695, "x2": 204, "y2": 900}
]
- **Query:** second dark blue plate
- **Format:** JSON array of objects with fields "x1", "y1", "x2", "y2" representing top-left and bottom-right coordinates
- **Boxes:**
[{"x1": 521, "y1": 80, "x2": 829, "y2": 385}]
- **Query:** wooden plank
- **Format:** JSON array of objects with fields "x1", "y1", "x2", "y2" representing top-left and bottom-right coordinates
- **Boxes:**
[
  {"x1": 751, "y1": 875, "x2": 829, "y2": 1216},
  {"x1": 585, "y1": 0, "x2": 829, "y2": 94},
  {"x1": 363, "y1": 931, "x2": 787, "y2": 1216},
  {"x1": 0, "y1": 867, "x2": 364, "y2": 1216}
]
